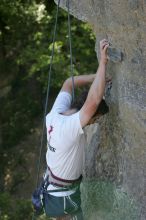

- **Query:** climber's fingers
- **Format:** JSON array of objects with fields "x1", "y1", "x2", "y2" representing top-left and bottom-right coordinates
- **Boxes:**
[
  {"x1": 100, "y1": 39, "x2": 109, "y2": 64},
  {"x1": 100, "y1": 39, "x2": 109, "y2": 50},
  {"x1": 103, "y1": 43, "x2": 109, "y2": 52}
]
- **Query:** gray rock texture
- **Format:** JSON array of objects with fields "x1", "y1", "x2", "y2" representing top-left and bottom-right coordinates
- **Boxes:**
[{"x1": 55, "y1": 1, "x2": 146, "y2": 219}]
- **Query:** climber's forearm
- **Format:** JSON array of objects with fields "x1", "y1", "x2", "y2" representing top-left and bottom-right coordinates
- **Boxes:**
[
  {"x1": 86, "y1": 62, "x2": 106, "y2": 105},
  {"x1": 79, "y1": 39, "x2": 109, "y2": 127},
  {"x1": 85, "y1": 39, "x2": 109, "y2": 106},
  {"x1": 61, "y1": 74, "x2": 96, "y2": 94},
  {"x1": 68, "y1": 74, "x2": 96, "y2": 87}
]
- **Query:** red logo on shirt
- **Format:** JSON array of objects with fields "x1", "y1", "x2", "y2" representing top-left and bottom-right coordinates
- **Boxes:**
[{"x1": 48, "y1": 125, "x2": 53, "y2": 134}]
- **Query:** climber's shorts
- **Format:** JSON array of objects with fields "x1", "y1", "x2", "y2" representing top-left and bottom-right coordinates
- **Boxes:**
[{"x1": 42, "y1": 186, "x2": 84, "y2": 219}]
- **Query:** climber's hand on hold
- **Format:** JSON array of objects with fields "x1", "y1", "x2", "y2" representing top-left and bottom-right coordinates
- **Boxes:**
[{"x1": 100, "y1": 39, "x2": 109, "y2": 65}]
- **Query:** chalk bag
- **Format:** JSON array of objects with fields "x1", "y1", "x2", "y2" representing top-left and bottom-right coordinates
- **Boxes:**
[{"x1": 32, "y1": 185, "x2": 44, "y2": 215}]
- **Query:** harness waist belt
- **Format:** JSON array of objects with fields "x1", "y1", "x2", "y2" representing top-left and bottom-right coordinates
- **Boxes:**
[{"x1": 47, "y1": 166, "x2": 82, "y2": 187}]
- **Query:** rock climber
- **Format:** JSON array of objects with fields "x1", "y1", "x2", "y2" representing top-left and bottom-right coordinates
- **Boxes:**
[{"x1": 33, "y1": 39, "x2": 110, "y2": 220}]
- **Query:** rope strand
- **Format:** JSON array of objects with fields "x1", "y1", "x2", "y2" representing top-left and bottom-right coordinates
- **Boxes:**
[{"x1": 67, "y1": 0, "x2": 75, "y2": 103}]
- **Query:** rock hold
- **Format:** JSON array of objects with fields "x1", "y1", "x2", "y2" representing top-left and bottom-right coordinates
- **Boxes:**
[{"x1": 107, "y1": 47, "x2": 124, "y2": 63}]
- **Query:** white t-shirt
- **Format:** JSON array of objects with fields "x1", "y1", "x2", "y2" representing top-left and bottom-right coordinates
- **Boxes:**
[{"x1": 46, "y1": 91, "x2": 86, "y2": 196}]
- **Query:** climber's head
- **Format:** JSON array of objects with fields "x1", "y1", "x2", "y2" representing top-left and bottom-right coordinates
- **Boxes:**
[{"x1": 71, "y1": 87, "x2": 109, "y2": 124}]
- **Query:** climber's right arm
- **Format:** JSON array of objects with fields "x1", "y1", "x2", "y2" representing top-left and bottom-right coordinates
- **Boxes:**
[{"x1": 79, "y1": 39, "x2": 109, "y2": 127}]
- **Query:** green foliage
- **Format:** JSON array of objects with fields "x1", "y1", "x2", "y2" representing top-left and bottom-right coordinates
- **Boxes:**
[
  {"x1": 16, "y1": 2, "x2": 97, "y2": 90},
  {"x1": 0, "y1": 192, "x2": 33, "y2": 220},
  {"x1": 1, "y1": 80, "x2": 41, "y2": 148}
]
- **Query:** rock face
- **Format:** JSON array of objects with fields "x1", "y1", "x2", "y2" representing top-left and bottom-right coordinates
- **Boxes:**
[{"x1": 55, "y1": 1, "x2": 146, "y2": 219}]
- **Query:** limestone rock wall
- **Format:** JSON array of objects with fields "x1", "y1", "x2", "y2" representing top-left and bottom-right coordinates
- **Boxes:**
[{"x1": 55, "y1": 1, "x2": 146, "y2": 219}]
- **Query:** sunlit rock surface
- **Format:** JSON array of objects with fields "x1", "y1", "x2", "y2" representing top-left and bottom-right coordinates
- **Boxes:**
[{"x1": 55, "y1": 1, "x2": 146, "y2": 219}]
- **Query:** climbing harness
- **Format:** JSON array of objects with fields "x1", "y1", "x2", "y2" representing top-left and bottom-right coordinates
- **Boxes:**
[
  {"x1": 32, "y1": 166, "x2": 82, "y2": 217},
  {"x1": 47, "y1": 166, "x2": 82, "y2": 188},
  {"x1": 32, "y1": 0, "x2": 76, "y2": 219}
]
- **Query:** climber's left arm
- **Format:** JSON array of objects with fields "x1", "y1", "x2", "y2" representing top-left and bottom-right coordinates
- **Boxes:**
[{"x1": 61, "y1": 74, "x2": 96, "y2": 95}]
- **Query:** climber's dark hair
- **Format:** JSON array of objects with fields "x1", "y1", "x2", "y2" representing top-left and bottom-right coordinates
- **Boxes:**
[{"x1": 71, "y1": 88, "x2": 109, "y2": 116}]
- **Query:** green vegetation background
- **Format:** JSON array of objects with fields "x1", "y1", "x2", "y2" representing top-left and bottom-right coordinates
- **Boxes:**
[{"x1": 0, "y1": 0, "x2": 97, "y2": 219}]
